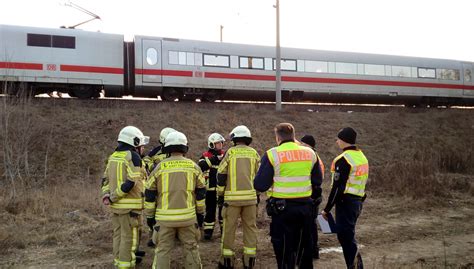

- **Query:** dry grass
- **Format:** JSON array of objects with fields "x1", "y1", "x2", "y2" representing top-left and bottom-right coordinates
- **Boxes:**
[{"x1": 0, "y1": 94, "x2": 473, "y2": 267}]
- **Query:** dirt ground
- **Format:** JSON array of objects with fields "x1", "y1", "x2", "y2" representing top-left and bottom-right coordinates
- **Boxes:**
[{"x1": 0, "y1": 99, "x2": 473, "y2": 268}]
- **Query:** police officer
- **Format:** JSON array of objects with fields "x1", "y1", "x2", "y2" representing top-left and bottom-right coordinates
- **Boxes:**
[
  {"x1": 321, "y1": 127, "x2": 368, "y2": 269},
  {"x1": 254, "y1": 123, "x2": 323, "y2": 269},
  {"x1": 143, "y1": 127, "x2": 176, "y2": 173},
  {"x1": 198, "y1": 133, "x2": 226, "y2": 240},
  {"x1": 100, "y1": 126, "x2": 149, "y2": 268},
  {"x1": 300, "y1": 134, "x2": 325, "y2": 260},
  {"x1": 144, "y1": 131, "x2": 206, "y2": 269},
  {"x1": 217, "y1": 125, "x2": 260, "y2": 269}
]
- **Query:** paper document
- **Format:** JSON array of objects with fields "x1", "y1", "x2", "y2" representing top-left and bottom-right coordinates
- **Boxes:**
[{"x1": 317, "y1": 213, "x2": 336, "y2": 234}]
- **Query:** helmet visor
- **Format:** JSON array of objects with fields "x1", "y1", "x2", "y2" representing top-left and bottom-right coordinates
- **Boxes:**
[{"x1": 140, "y1": 136, "x2": 150, "y2": 146}]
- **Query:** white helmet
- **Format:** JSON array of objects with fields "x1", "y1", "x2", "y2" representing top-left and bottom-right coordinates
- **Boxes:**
[
  {"x1": 118, "y1": 126, "x2": 149, "y2": 147},
  {"x1": 159, "y1": 127, "x2": 176, "y2": 144},
  {"x1": 229, "y1": 125, "x2": 251, "y2": 140},
  {"x1": 164, "y1": 131, "x2": 188, "y2": 147},
  {"x1": 208, "y1": 133, "x2": 225, "y2": 149}
]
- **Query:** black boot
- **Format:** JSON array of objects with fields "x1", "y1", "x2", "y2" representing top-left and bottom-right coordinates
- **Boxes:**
[
  {"x1": 204, "y1": 229, "x2": 213, "y2": 240},
  {"x1": 244, "y1": 257, "x2": 256, "y2": 269},
  {"x1": 218, "y1": 257, "x2": 234, "y2": 269}
]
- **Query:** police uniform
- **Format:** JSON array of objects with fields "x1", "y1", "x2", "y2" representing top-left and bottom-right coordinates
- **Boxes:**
[
  {"x1": 217, "y1": 144, "x2": 260, "y2": 269},
  {"x1": 323, "y1": 127, "x2": 368, "y2": 269},
  {"x1": 254, "y1": 140, "x2": 323, "y2": 269},
  {"x1": 144, "y1": 132, "x2": 206, "y2": 269},
  {"x1": 198, "y1": 147, "x2": 225, "y2": 239},
  {"x1": 101, "y1": 126, "x2": 149, "y2": 269}
]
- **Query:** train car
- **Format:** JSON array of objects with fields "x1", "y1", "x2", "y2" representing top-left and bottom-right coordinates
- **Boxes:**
[
  {"x1": 128, "y1": 35, "x2": 474, "y2": 106},
  {"x1": 0, "y1": 24, "x2": 124, "y2": 98}
]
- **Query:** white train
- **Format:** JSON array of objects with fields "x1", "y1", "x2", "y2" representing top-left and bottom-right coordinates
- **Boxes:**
[{"x1": 1, "y1": 24, "x2": 473, "y2": 106}]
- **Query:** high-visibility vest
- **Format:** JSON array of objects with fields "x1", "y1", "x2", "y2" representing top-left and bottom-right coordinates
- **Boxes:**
[
  {"x1": 217, "y1": 145, "x2": 260, "y2": 202},
  {"x1": 105, "y1": 151, "x2": 144, "y2": 210},
  {"x1": 331, "y1": 149, "x2": 369, "y2": 197},
  {"x1": 267, "y1": 142, "x2": 316, "y2": 199},
  {"x1": 145, "y1": 157, "x2": 205, "y2": 223}
]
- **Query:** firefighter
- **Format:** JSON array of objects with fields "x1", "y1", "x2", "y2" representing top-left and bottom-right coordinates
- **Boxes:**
[
  {"x1": 217, "y1": 125, "x2": 260, "y2": 269},
  {"x1": 254, "y1": 123, "x2": 323, "y2": 269},
  {"x1": 300, "y1": 134, "x2": 325, "y2": 259},
  {"x1": 100, "y1": 126, "x2": 149, "y2": 268},
  {"x1": 144, "y1": 131, "x2": 206, "y2": 269},
  {"x1": 143, "y1": 127, "x2": 176, "y2": 173},
  {"x1": 198, "y1": 133, "x2": 226, "y2": 240},
  {"x1": 142, "y1": 127, "x2": 176, "y2": 247},
  {"x1": 321, "y1": 127, "x2": 368, "y2": 269}
]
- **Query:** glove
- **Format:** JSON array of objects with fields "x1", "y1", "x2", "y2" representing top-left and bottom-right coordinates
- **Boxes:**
[
  {"x1": 210, "y1": 155, "x2": 220, "y2": 165},
  {"x1": 197, "y1": 213, "x2": 204, "y2": 228},
  {"x1": 217, "y1": 196, "x2": 224, "y2": 207},
  {"x1": 146, "y1": 217, "x2": 156, "y2": 230}
]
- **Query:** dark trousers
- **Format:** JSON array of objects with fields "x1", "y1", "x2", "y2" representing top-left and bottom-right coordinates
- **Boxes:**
[
  {"x1": 270, "y1": 201, "x2": 314, "y2": 269},
  {"x1": 335, "y1": 196, "x2": 363, "y2": 269},
  {"x1": 311, "y1": 205, "x2": 319, "y2": 255},
  {"x1": 204, "y1": 190, "x2": 223, "y2": 230}
]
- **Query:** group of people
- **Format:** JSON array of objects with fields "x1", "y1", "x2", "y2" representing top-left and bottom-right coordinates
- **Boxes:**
[{"x1": 100, "y1": 123, "x2": 368, "y2": 269}]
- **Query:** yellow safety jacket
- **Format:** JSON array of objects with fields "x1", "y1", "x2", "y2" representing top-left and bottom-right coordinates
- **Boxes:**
[
  {"x1": 102, "y1": 150, "x2": 145, "y2": 214},
  {"x1": 267, "y1": 142, "x2": 317, "y2": 199},
  {"x1": 143, "y1": 148, "x2": 167, "y2": 174},
  {"x1": 145, "y1": 156, "x2": 206, "y2": 227},
  {"x1": 217, "y1": 145, "x2": 260, "y2": 206},
  {"x1": 331, "y1": 149, "x2": 369, "y2": 197}
]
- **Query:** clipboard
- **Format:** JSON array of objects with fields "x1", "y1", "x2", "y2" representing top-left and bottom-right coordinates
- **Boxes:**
[{"x1": 317, "y1": 213, "x2": 336, "y2": 234}]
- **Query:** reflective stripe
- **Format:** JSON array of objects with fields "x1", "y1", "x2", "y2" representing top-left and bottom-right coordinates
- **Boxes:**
[
  {"x1": 131, "y1": 226, "x2": 138, "y2": 267},
  {"x1": 244, "y1": 247, "x2": 256, "y2": 255},
  {"x1": 222, "y1": 248, "x2": 234, "y2": 256},
  {"x1": 207, "y1": 187, "x2": 216, "y2": 191},
  {"x1": 273, "y1": 176, "x2": 310, "y2": 183},
  {"x1": 110, "y1": 198, "x2": 143, "y2": 210},
  {"x1": 331, "y1": 150, "x2": 368, "y2": 197},
  {"x1": 156, "y1": 207, "x2": 196, "y2": 221},
  {"x1": 269, "y1": 148, "x2": 280, "y2": 175},
  {"x1": 347, "y1": 178, "x2": 367, "y2": 185},
  {"x1": 117, "y1": 260, "x2": 132, "y2": 268},
  {"x1": 345, "y1": 186, "x2": 365, "y2": 195},
  {"x1": 271, "y1": 186, "x2": 312, "y2": 194},
  {"x1": 205, "y1": 157, "x2": 212, "y2": 168},
  {"x1": 144, "y1": 201, "x2": 156, "y2": 210},
  {"x1": 196, "y1": 199, "x2": 205, "y2": 207}
]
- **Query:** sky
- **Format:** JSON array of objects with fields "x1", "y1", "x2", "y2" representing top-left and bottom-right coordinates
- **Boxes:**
[{"x1": 1, "y1": 0, "x2": 473, "y2": 62}]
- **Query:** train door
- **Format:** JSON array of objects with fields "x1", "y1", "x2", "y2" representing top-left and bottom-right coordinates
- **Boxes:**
[
  {"x1": 142, "y1": 39, "x2": 162, "y2": 83},
  {"x1": 462, "y1": 63, "x2": 473, "y2": 96}
]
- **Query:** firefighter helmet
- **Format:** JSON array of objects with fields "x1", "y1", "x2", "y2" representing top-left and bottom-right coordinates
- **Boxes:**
[
  {"x1": 159, "y1": 127, "x2": 176, "y2": 144},
  {"x1": 118, "y1": 126, "x2": 149, "y2": 147},
  {"x1": 229, "y1": 125, "x2": 252, "y2": 145},
  {"x1": 164, "y1": 131, "x2": 188, "y2": 153},
  {"x1": 208, "y1": 133, "x2": 225, "y2": 149}
]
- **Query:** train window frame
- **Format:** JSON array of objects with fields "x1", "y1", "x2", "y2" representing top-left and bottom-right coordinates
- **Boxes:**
[
  {"x1": 52, "y1": 35, "x2": 75, "y2": 49},
  {"x1": 335, "y1": 62, "x2": 357, "y2": 75},
  {"x1": 264, "y1": 58, "x2": 273, "y2": 71},
  {"x1": 437, "y1": 69, "x2": 460, "y2": 81},
  {"x1": 364, "y1": 64, "x2": 385, "y2": 76},
  {"x1": 272, "y1": 59, "x2": 297, "y2": 72},
  {"x1": 203, "y1": 54, "x2": 230, "y2": 68},
  {"x1": 27, "y1": 33, "x2": 52, "y2": 48},
  {"x1": 178, "y1": 51, "x2": 187, "y2": 65},
  {"x1": 304, "y1": 60, "x2": 328, "y2": 73},
  {"x1": 239, "y1": 56, "x2": 264, "y2": 70},
  {"x1": 418, "y1": 68, "x2": 436, "y2": 79},
  {"x1": 391, "y1": 66, "x2": 412, "y2": 78},
  {"x1": 169, "y1": 51, "x2": 179, "y2": 65}
]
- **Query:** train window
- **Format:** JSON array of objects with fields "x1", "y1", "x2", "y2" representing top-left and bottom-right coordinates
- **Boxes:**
[
  {"x1": 146, "y1": 48, "x2": 158, "y2": 65},
  {"x1": 231, "y1": 56, "x2": 239, "y2": 68},
  {"x1": 265, "y1": 58, "x2": 273, "y2": 70},
  {"x1": 465, "y1": 69, "x2": 472, "y2": 82},
  {"x1": 385, "y1": 65, "x2": 392, "y2": 76},
  {"x1": 438, "y1": 69, "x2": 460, "y2": 80},
  {"x1": 297, "y1": 60, "x2": 305, "y2": 72},
  {"x1": 418, "y1": 68, "x2": 436, "y2": 79},
  {"x1": 411, "y1": 67, "x2": 418, "y2": 78},
  {"x1": 203, "y1": 54, "x2": 230, "y2": 67},
  {"x1": 364, "y1": 64, "x2": 385, "y2": 76},
  {"x1": 328, "y1": 62, "x2": 336, "y2": 73},
  {"x1": 169, "y1": 51, "x2": 179, "y2": 65},
  {"x1": 391, "y1": 66, "x2": 411, "y2": 77},
  {"x1": 273, "y1": 59, "x2": 297, "y2": 71},
  {"x1": 305, "y1": 60, "x2": 327, "y2": 73},
  {"x1": 194, "y1": 53, "x2": 203, "y2": 66},
  {"x1": 27, "y1": 33, "x2": 51, "y2": 47},
  {"x1": 357, "y1": 64, "x2": 365, "y2": 75},
  {"x1": 335, "y1": 62, "x2": 357, "y2": 74},
  {"x1": 178, "y1": 52, "x2": 187, "y2": 65},
  {"x1": 239, "y1": 57, "x2": 264, "y2": 69},
  {"x1": 52, "y1": 35, "x2": 75, "y2": 49},
  {"x1": 186, "y1": 53, "x2": 195, "y2": 66}
]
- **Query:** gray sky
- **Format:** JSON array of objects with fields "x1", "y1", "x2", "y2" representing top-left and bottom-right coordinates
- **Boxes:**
[{"x1": 2, "y1": 0, "x2": 473, "y2": 61}]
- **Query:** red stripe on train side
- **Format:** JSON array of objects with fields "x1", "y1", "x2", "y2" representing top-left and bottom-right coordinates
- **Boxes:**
[
  {"x1": 60, "y1": 65, "x2": 123, "y2": 74},
  {"x1": 0, "y1": 61, "x2": 43, "y2": 70},
  {"x1": 135, "y1": 69, "x2": 193, "y2": 77}
]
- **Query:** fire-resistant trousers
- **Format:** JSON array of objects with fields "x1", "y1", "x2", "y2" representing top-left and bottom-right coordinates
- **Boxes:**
[
  {"x1": 270, "y1": 201, "x2": 314, "y2": 269},
  {"x1": 220, "y1": 204, "x2": 257, "y2": 267},
  {"x1": 112, "y1": 213, "x2": 140, "y2": 269},
  {"x1": 152, "y1": 224, "x2": 202, "y2": 269},
  {"x1": 335, "y1": 196, "x2": 364, "y2": 269},
  {"x1": 204, "y1": 190, "x2": 223, "y2": 236}
]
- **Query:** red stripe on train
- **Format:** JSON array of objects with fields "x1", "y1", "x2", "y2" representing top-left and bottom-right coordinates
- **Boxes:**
[
  {"x1": 135, "y1": 69, "x2": 193, "y2": 77},
  {"x1": 60, "y1": 65, "x2": 123, "y2": 74},
  {"x1": 0, "y1": 61, "x2": 43, "y2": 70}
]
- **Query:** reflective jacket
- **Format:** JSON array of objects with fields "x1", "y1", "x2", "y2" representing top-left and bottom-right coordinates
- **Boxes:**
[
  {"x1": 331, "y1": 149, "x2": 369, "y2": 197},
  {"x1": 217, "y1": 145, "x2": 260, "y2": 206},
  {"x1": 267, "y1": 142, "x2": 317, "y2": 199},
  {"x1": 144, "y1": 156, "x2": 206, "y2": 227},
  {"x1": 101, "y1": 145, "x2": 145, "y2": 215}
]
